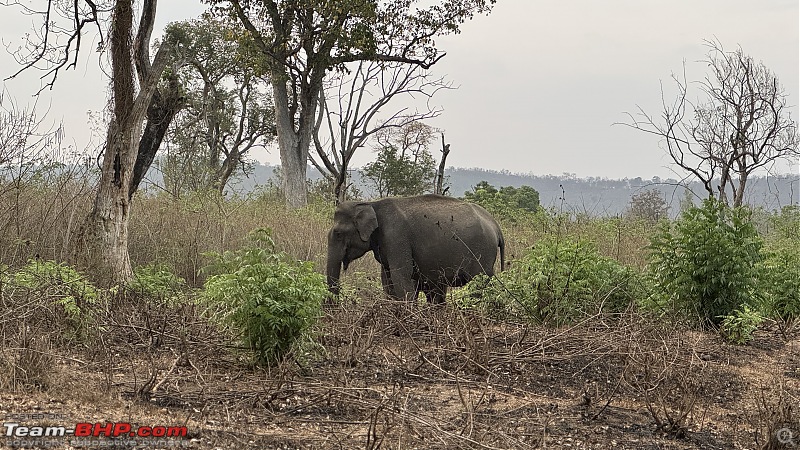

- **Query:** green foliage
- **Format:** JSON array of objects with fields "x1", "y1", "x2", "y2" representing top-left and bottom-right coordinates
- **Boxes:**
[
  {"x1": 211, "y1": 0, "x2": 494, "y2": 72},
  {"x1": 646, "y1": 198, "x2": 762, "y2": 326},
  {"x1": 159, "y1": 15, "x2": 276, "y2": 196},
  {"x1": 450, "y1": 273, "x2": 512, "y2": 318},
  {"x1": 463, "y1": 181, "x2": 540, "y2": 221},
  {"x1": 767, "y1": 205, "x2": 800, "y2": 240},
  {"x1": 462, "y1": 237, "x2": 640, "y2": 325},
  {"x1": 307, "y1": 177, "x2": 362, "y2": 204},
  {"x1": 129, "y1": 263, "x2": 187, "y2": 306},
  {"x1": 12, "y1": 260, "x2": 99, "y2": 339},
  {"x1": 758, "y1": 238, "x2": 800, "y2": 322},
  {"x1": 201, "y1": 228, "x2": 327, "y2": 365},
  {"x1": 720, "y1": 305, "x2": 763, "y2": 345},
  {"x1": 361, "y1": 145, "x2": 437, "y2": 197},
  {"x1": 761, "y1": 209, "x2": 800, "y2": 324}
]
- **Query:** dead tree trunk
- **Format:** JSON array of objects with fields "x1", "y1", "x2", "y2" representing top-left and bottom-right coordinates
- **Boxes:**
[{"x1": 434, "y1": 133, "x2": 450, "y2": 195}]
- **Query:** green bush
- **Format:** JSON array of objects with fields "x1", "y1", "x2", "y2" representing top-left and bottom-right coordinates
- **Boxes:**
[
  {"x1": 463, "y1": 181, "x2": 541, "y2": 222},
  {"x1": 12, "y1": 260, "x2": 100, "y2": 340},
  {"x1": 759, "y1": 239, "x2": 800, "y2": 322},
  {"x1": 451, "y1": 273, "x2": 512, "y2": 318},
  {"x1": 646, "y1": 198, "x2": 762, "y2": 326},
  {"x1": 766, "y1": 205, "x2": 800, "y2": 240},
  {"x1": 461, "y1": 237, "x2": 641, "y2": 325},
  {"x1": 720, "y1": 305, "x2": 763, "y2": 345},
  {"x1": 201, "y1": 228, "x2": 327, "y2": 365},
  {"x1": 128, "y1": 263, "x2": 187, "y2": 306}
]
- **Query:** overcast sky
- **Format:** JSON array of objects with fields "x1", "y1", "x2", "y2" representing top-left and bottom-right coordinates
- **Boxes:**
[{"x1": 1, "y1": 1, "x2": 798, "y2": 179}]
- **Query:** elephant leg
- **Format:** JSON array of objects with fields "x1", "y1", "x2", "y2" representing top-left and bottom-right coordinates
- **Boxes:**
[
  {"x1": 426, "y1": 282, "x2": 448, "y2": 305},
  {"x1": 380, "y1": 265, "x2": 395, "y2": 298},
  {"x1": 387, "y1": 263, "x2": 418, "y2": 302},
  {"x1": 380, "y1": 241, "x2": 419, "y2": 302}
]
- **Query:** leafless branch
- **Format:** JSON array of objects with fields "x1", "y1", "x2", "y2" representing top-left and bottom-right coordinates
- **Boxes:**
[
  {"x1": 313, "y1": 59, "x2": 452, "y2": 202},
  {"x1": 2, "y1": 0, "x2": 109, "y2": 94},
  {"x1": 619, "y1": 40, "x2": 799, "y2": 206}
]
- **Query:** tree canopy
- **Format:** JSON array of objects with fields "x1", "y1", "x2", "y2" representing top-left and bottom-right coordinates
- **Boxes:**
[
  {"x1": 211, "y1": 0, "x2": 497, "y2": 207},
  {"x1": 361, "y1": 122, "x2": 438, "y2": 197},
  {"x1": 463, "y1": 181, "x2": 541, "y2": 219},
  {"x1": 159, "y1": 16, "x2": 276, "y2": 196}
]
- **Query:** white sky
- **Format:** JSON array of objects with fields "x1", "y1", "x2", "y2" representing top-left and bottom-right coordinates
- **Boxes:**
[{"x1": 1, "y1": 0, "x2": 798, "y2": 179}]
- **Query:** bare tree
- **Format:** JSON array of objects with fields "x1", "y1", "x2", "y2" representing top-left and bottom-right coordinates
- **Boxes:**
[
  {"x1": 3, "y1": 0, "x2": 182, "y2": 283},
  {"x1": 623, "y1": 40, "x2": 799, "y2": 207},
  {"x1": 310, "y1": 60, "x2": 449, "y2": 203},
  {"x1": 0, "y1": 90, "x2": 61, "y2": 176}
]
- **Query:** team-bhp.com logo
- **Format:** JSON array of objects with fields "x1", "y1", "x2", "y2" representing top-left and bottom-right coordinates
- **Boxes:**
[
  {"x1": 4, "y1": 422, "x2": 187, "y2": 438},
  {"x1": 3, "y1": 418, "x2": 188, "y2": 448}
]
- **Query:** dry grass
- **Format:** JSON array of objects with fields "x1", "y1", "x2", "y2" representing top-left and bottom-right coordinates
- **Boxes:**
[{"x1": 0, "y1": 171, "x2": 93, "y2": 266}]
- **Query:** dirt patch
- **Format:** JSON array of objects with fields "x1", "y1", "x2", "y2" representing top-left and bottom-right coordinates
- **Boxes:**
[{"x1": 1, "y1": 298, "x2": 798, "y2": 449}]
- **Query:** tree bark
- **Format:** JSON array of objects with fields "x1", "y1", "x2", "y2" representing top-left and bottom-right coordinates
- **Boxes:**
[
  {"x1": 130, "y1": 76, "x2": 183, "y2": 199},
  {"x1": 271, "y1": 75, "x2": 321, "y2": 208},
  {"x1": 73, "y1": 0, "x2": 169, "y2": 285},
  {"x1": 334, "y1": 169, "x2": 347, "y2": 204},
  {"x1": 213, "y1": 148, "x2": 239, "y2": 195}
]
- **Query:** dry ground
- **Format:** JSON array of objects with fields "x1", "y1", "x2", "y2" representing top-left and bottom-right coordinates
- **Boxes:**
[{"x1": 1, "y1": 295, "x2": 799, "y2": 450}]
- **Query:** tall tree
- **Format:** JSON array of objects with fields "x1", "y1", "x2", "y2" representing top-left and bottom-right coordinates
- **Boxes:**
[
  {"x1": 3, "y1": 0, "x2": 185, "y2": 283},
  {"x1": 310, "y1": 59, "x2": 449, "y2": 204},
  {"x1": 361, "y1": 121, "x2": 438, "y2": 197},
  {"x1": 214, "y1": 0, "x2": 496, "y2": 208},
  {"x1": 160, "y1": 16, "x2": 276, "y2": 196},
  {"x1": 623, "y1": 40, "x2": 799, "y2": 207},
  {"x1": 627, "y1": 189, "x2": 670, "y2": 223}
]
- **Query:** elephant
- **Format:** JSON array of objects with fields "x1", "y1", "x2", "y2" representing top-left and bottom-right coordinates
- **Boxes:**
[{"x1": 326, "y1": 194, "x2": 505, "y2": 304}]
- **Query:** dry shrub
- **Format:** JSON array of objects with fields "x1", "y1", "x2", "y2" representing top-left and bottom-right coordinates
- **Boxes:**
[
  {"x1": 497, "y1": 213, "x2": 654, "y2": 272},
  {"x1": 0, "y1": 324, "x2": 55, "y2": 391},
  {"x1": 617, "y1": 316, "x2": 712, "y2": 437},
  {"x1": 0, "y1": 170, "x2": 332, "y2": 286},
  {"x1": 748, "y1": 376, "x2": 800, "y2": 449},
  {"x1": 0, "y1": 285, "x2": 63, "y2": 391},
  {"x1": 0, "y1": 168, "x2": 94, "y2": 267}
]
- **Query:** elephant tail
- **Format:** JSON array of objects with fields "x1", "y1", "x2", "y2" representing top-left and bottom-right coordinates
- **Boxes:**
[{"x1": 498, "y1": 231, "x2": 506, "y2": 272}]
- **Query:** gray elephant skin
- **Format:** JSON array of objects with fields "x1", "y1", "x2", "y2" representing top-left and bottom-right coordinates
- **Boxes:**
[{"x1": 326, "y1": 194, "x2": 505, "y2": 303}]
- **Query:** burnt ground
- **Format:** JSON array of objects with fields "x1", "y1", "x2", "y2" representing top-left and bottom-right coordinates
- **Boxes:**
[{"x1": 1, "y1": 297, "x2": 799, "y2": 450}]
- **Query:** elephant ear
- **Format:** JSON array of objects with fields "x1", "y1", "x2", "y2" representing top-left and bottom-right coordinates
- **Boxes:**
[{"x1": 353, "y1": 204, "x2": 378, "y2": 242}]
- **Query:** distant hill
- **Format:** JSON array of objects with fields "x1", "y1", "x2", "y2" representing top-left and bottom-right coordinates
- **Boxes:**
[
  {"x1": 143, "y1": 162, "x2": 800, "y2": 216},
  {"x1": 446, "y1": 167, "x2": 799, "y2": 216}
]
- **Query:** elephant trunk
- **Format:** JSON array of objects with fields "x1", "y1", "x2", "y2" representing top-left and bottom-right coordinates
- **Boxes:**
[{"x1": 326, "y1": 248, "x2": 344, "y2": 296}]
